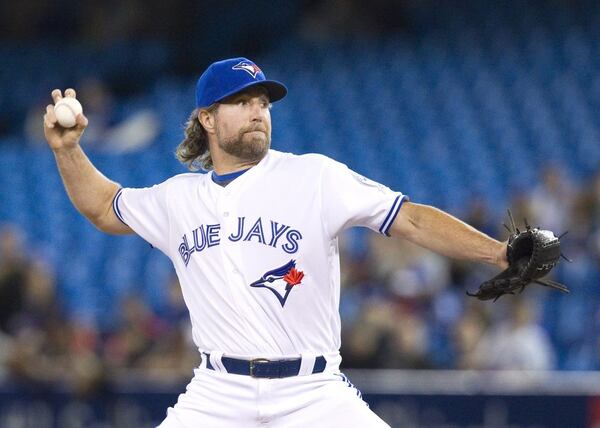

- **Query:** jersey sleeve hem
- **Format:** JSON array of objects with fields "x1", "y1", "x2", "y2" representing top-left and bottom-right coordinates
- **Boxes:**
[
  {"x1": 112, "y1": 188, "x2": 128, "y2": 226},
  {"x1": 379, "y1": 194, "x2": 408, "y2": 237}
]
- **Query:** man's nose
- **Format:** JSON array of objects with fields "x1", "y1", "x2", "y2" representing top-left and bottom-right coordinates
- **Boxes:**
[{"x1": 249, "y1": 100, "x2": 265, "y2": 121}]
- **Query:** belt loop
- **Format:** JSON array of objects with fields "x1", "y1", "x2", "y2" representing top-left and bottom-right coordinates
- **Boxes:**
[
  {"x1": 298, "y1": 353, "x2": 317, "y2": 376},
  {"x1": 201, "y1": 352, "x2": 211, "y2": 369},
  {"x1": 209, "y1": 351, "x2": 226, "y2": 373}
]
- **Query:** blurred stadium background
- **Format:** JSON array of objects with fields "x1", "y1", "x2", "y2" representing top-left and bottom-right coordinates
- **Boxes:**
[{"x1": 1, "y1": 0, "x2": 600, "y2": 426}]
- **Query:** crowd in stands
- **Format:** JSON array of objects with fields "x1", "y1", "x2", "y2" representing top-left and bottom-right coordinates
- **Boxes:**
[
  {"x1": 340, "y1": 167, "x2": 600, "y2": 371},
  {"x1": 0, "y1": 225, "x2": 198, "y2": 394},
  {"x1": 0, "y1": 164, "x2": 599, "y2": 395},
  {"x1": 1, "y1": 0, "x2": 599, "y2": 398}
]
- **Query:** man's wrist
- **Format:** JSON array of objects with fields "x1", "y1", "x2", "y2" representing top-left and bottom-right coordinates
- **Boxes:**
[
  {"x1": 52, "y1": 143, "x2": 80, "y2": 156},
  {"x1": 496, "y1": 241, "x2": 509, "y2": 269}
]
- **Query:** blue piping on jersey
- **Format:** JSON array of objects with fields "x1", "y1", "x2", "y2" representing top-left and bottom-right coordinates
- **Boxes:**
[
  {"x1": 379, "y1": 194, "x2": 408, "y2": 237},
  {"x1": 211, "y1": 168, "x2": 251, "y2": 184},
  {"x1": 112, "y1": 188, "x2": 128, "y2": 226}
]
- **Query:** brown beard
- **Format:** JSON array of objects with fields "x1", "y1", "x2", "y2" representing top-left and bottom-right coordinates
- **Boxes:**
[{"x1": 216, "y1": 125, "x2": 270, "y2": 163}]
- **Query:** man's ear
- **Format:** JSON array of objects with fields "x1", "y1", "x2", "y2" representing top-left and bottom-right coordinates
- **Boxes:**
[{"x1": 199, "y1": 108, "x2": 216, "y2": 134}]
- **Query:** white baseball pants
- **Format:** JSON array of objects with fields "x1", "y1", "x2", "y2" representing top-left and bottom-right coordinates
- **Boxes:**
[{"x1": 157, "y1": 366, "x2": 389, "y2": 427}]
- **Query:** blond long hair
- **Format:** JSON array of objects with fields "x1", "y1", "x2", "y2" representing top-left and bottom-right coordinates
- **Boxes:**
[{"x1": 175, "y1": 106, "x2": 216, "y2": 171}]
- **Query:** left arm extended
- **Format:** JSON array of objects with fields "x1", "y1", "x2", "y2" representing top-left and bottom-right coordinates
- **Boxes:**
[{"x1": 390, "y1": 202, "x2": 508, "y2": 269}]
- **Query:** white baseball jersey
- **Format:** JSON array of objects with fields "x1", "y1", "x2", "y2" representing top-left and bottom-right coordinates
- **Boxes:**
[{"x1": 113, "y1": 149, "x2": 407, "y2": 361}]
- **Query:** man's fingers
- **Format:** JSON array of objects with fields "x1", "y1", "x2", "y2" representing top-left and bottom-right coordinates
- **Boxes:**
[
  {"x1": 51, "y1": 89, "x2": 63, "y2": 103},
  {"x1": 45, "y1": 104, "x2": 57, "y2": 122},
  {"x1": 43, "y1": 115, "x2": 53, "y2": 129},
  {"x1": 75, "y1": 113, "x2": 88, "y2": 128},
  {"x1": 65, "y1": 88, "x2": 76, "y2": 98},
  {"x1": 44, "y1": 105, "x2": 57, "y2": 129}
]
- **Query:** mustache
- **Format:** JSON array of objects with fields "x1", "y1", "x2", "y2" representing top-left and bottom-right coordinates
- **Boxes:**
[{"x1": 242, "y1": 125, "x2": 267, "y2": 133}]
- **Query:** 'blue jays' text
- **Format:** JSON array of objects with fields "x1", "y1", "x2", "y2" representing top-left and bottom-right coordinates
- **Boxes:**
[{"x1": 178, "y1": 217, "x2": 302, "y2": 266}]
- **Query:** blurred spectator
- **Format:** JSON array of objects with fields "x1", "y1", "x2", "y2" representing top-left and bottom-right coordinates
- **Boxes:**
[
  {"x1": 74, "y1": 77, "x2": 116, "y2": 144},
  {"x1": 587, "y1": 172, "x2": 600, "y2": 252},
  {"x1": 6, "y1": 260, "x2": 104, "y2": 395},
  {"x1": 339, "y1": 249, "x2": 389, "y2": 368},
  {"x1": 464, "y1": 297, "x2": 556, "y2": 370},
  {"x1": 0, "y1": 225, "x2": 29, "y2": 334},
  {"x1": 343, "y1": 299, "x2": 432, "y2": 369},
  {"x1": 103, "y1": 295, "x2": 166, "y2": 370},
  {"x1": 24, "y1": 77, "x2": 160, "y2": 152},
  {"x1": 22, "y1": 98, "x2": 49, "y2": 145},
  {"x1": 7, "y1": 316, "x2": 102, "y2": 394},
  {"x1": 388, "y1": 249, "x2": 449, "y2": 298},
  {"x1": 463, "y1": 196, "x2": 498, "y2": 238},
  {"x1": 368, "y1": 232, "x2": 451, "y2": 299},
  {"x1": 529, "y1": 166, "x2": 573, "y2": 233},
  {"x1": 339, "y1": 251, "x2": 387, "y2": 329},
  {"x1": 137, "y1": 277, "x2": 199, "y2": 381},
  {"x1": 9, "y1": 260, "x2": 61, "y2": 333},
  {"x1": 507, "y1": 190, "x2": 536, "y2": 234},
  {"x1": 340, "y1": 244, "x2": 433, "y2": 369},
  {"x1": 452, "y1": 302, "x2": 491, "y2": 370},
  {"x1": 78, "y1": 77, "x2": 160, "y2": 153}
]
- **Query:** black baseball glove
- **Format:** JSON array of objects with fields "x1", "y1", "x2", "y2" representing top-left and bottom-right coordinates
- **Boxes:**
[{"x1": 467, "y1": 210, "x2": 570, "y2": 301}]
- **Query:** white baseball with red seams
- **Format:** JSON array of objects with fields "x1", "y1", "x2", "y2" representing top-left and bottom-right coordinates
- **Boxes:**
[
  {"x1": 54, "y1": 97, "x2": 82, "y2": 128},
  {"x1": 113, "y1": 150, "x2": 405, "y2": 427}
]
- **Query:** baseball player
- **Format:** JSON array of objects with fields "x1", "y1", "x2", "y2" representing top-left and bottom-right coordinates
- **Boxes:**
[{"x1": 43, "y1": 57, "x2": 509, "y2": 427}]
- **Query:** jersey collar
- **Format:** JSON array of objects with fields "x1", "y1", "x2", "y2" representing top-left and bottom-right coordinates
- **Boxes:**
[
  {"x1": 211, "y1": 168, "x2": 251, "y2": 186},
  {"x1": 208, "y1": 150, "x2": 274, "y2": 192}
]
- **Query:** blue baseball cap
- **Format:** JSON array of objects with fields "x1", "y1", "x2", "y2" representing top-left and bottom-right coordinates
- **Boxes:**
[{"x1": 195, "y1": 57, "x2": 288, "y2": 108}]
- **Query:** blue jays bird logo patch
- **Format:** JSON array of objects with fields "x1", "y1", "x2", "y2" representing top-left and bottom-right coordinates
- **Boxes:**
[
  {"x1": 232, "y1": 61, "x2": 262, "y2": 78},
  {"x1": 250, "y1": 260, "x2": 304, "y2": 307}
]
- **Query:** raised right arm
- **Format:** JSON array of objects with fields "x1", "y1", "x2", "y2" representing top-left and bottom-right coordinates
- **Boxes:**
[{"x1": 44, "y1": 88, "x2": 132, "y2": 235}]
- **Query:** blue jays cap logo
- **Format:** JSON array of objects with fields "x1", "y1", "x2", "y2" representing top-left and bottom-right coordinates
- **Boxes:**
[
  {"x1": 232, "y1": 60, "x2": 262, "y2": 79},
  {"x1": 195, "y1": 57, "x2": 288, "y2": 108},
  {"x1": 250, "y1": 260, "x2": 304, "y2": 307}
]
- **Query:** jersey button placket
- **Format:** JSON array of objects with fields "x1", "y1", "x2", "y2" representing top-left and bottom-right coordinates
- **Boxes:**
[
  {"x1": 217, "y1": 192, "x2": 245, "y2": 290},
  {"x1": 218, "y1": 191, "x2": 232, "y2": 221}
]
